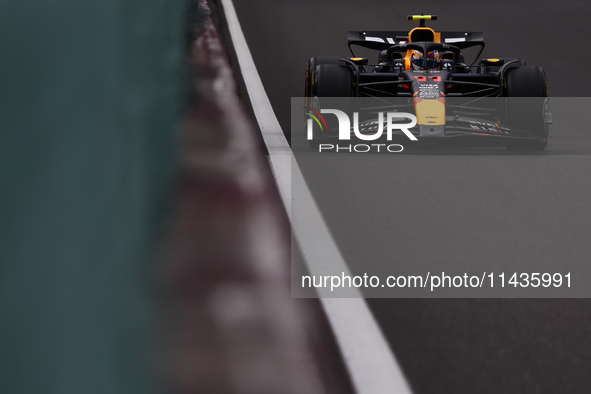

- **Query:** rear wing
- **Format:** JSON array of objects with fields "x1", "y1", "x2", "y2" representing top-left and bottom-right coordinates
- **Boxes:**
[
  {"x1": 347, "y1": 30, "x2": 485, "y2": 51},
  {"x1": 347, "y1": 30, "x2": 485, "y2": 64}
]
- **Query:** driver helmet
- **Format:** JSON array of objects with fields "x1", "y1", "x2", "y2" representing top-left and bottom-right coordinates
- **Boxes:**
[{"x1": 411, "y1": 49, "x2": 441, "y2": 70}]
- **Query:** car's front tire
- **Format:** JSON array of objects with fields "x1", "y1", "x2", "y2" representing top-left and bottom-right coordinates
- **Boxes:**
[
  {"x1": 307, "y1": 63, "x2": 354, "y2": 148},
  {"x1": 304, "y1": 57, "x2": 343, "y2": 108}
]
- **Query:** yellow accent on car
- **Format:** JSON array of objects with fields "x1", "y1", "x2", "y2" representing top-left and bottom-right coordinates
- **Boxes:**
[
  {"x1": 414, "y1": 99, "x2": 446, "y2": 125},
  {"x1": 404, "y1": 28, "x2": 440, "y2": 70},
  {"x1": 404, "y1": 51, "x2": 413, "y2": 70},
  {"x1": 409, "y1": 15, "x2": 435, "y2": 20},
  {"x1": 351, "y1": 57, "x2": 364, "y2": 61},
  {"x1": 408, "y1": 27, "x2": 438, "y2": 42},
  {"x1": 487, "y1": 58, "x2": 500, "y2": 62}
]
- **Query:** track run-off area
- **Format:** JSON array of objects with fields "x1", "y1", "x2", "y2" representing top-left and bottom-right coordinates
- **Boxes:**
[{"x1": 226, "y1": 1, "x2": 591, "y2": 393}]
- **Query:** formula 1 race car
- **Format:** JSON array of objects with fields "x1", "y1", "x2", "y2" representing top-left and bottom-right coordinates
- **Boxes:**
[{"x1": 304, "y1": 14, "x2": 551, "y2": 150}]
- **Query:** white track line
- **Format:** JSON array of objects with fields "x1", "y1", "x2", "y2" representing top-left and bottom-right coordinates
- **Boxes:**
[{"x1": 218, "y1": 0, "x2": 413, "y2": 393}]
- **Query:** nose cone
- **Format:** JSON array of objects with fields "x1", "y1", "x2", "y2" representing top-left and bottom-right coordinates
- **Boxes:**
[
  {"x1": 413, "y1": 97, "x2": 446, "y2": 126},
  {"x1": 418, "y1": 124, "x2": 445, "y2": 137}
]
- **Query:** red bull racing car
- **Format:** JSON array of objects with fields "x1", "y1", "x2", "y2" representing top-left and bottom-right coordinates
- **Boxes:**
[{"x1": 304, "y1": 15, "x2": 551, "y2": 150}]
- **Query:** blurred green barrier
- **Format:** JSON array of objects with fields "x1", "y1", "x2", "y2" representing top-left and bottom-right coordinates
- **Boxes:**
[{"x1": 0, "y1": 1, "x2": 199, "y2": 392}]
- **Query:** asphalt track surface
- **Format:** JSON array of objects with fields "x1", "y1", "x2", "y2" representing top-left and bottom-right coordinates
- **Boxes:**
[{"x1": 230, "y1": 1, "x2": 591, "y2": 393}]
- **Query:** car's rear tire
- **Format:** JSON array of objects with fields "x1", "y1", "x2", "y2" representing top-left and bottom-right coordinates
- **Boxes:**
[
  {"x1": 308, "y1": 63, "x2": 354, "y2": 148},
  {"x1": 503, "y1": 66, "x2": 549, "y2": 151}
]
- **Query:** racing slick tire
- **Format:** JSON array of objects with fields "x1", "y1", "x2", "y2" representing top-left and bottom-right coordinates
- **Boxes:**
[
  {"x1": 308, "y1": 63, "x2": 354, "y2": 148},
  {"x1": 304, "y1": 56, "x2": 342, "y2": 104},
  {"x1": 503, "y1": 66, "x2": 549, "y2": 151},
  {"x1": 313, "y1": 64, "x2": 354, "y2": 97}
]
